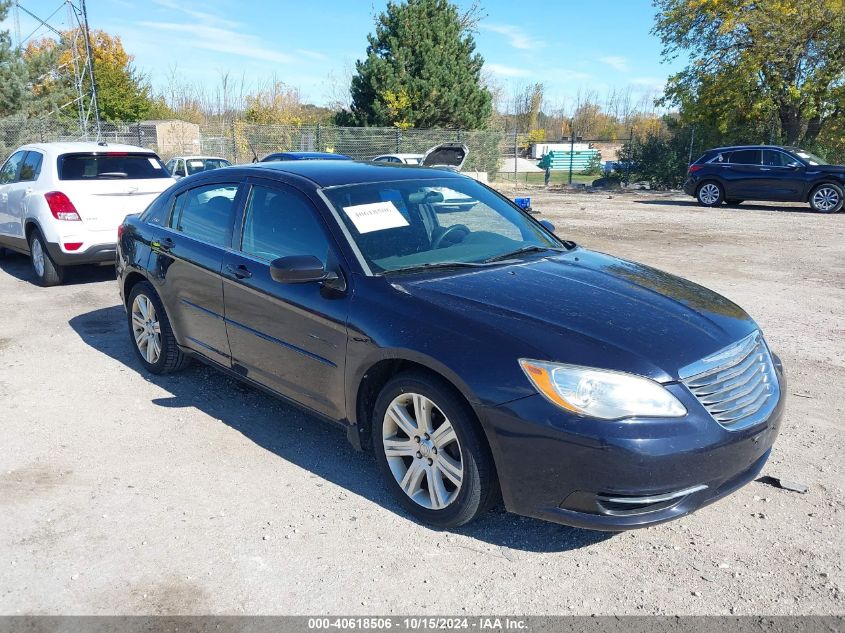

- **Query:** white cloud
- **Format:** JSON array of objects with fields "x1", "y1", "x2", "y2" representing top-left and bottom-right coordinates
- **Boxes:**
[
  {"x1": 630, "y1": 77, "x2": 666, "y2": 91},
  {"x1": 138, "y1": 21, "x2": 296, "y2": 64},
  {"x1": 599, "y1": 56, "x2": 629, "y2": 72},
  {"x1": 150, "y1": 0, "x2": 236, "y2": 28},
  {"x1": 480, "y1": 24, "x2": 542, "y2": 50},
  {"x1": 485, "y1": 63, "x2": 532, "y2": 78}
]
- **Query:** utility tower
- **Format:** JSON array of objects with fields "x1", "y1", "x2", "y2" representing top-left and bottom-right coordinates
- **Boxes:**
[{"x1": 13, "y1": 0, "x2": 102, "y2": 140}]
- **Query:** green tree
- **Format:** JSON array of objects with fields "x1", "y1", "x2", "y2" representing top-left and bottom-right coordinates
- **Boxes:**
[
  {"x1": 654, "y1": 0, "x2": 845, "y2": 146},
  {"x1": 23, "y1": 29, "x2": 159, "y2": 121},
  {"x1": 0, "y1": 1, "x2": 26, "y2": 117},
  {"x1": 343, "y1": 0, "x2": 492, "y2": 128}
]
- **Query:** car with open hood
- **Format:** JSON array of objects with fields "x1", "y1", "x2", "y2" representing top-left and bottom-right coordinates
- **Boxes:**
[{"x1": 116, "y1": 159, "x2": 785, "y2": 530}]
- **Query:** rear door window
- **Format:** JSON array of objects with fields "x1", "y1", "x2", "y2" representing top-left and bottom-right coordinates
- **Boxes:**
[
  {"x1": 19, "y1": 151, "x2": 44, "y2": 182},
  {"x1": 0, "y1": 151, "x2": 26, "y2": 184},
  {"x1": 58, "y1": 153, "x2": 170, "y2": 180},
  {"x1": 168, "y1": 183, "x2": 239, "y2": 247},
  {"x1": 729, "y1": 150, "x2": 761, "y2": 165}
]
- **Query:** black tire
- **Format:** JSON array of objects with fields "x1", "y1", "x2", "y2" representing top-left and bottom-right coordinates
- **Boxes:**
[
  {"x1": 127, "y1": 281, "x2": 190, "y2": 374},
  {"x1": 696, "y1": 181, "x2": 725, "y2": 207},
  {"x1": 372, "y1": 371, "x2": 498, "y2": 528},
  {"x1": 808, "y1": 183, "x2": 844, "y2": 214},
  {"x1": 725, "y1": 199, "x2": 744, "y2": 206},
  {"x1": 28, "y1": 229, "x2": 64, "y2": 286}
]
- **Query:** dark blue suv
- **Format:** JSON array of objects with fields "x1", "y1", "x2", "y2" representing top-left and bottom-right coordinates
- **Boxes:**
[{"x1": 684, "y1": 145, "x2": 845, "y2": 213}]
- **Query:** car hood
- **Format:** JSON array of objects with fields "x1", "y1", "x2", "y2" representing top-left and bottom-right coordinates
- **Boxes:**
[
  {"x1": 813, "y1": 164, "x2": 845, "y2": 174},
  {"x1": 402, "y1": 249, "x2": 757, "y2": 383}
]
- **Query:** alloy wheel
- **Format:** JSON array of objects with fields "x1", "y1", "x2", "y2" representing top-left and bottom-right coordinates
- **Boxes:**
[
  {"x1": 131, "y1": 294, "x2": 162, "y2": 365},
  {"x1": 382, "y1": 392, "x2": 464, "y2": 510},
  {"x1": 31, "y1": 237, "x2": 45, "y2": 278},
  {"x1": 812, "y1": 186, "x2": 840, "y2": 212},
  {"x1": 698, "y1": 183, "x2": 720, "y2": 205}
]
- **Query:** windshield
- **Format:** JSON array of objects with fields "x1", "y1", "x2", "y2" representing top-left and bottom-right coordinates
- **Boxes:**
[
  {"x1": 322, "y1": 177, "x2": 563, "y2": 273},
  {"x1": 59, "y1": 153, "x2": 169, "y2": 180},
  {"x1": 186, "y1": 158, "x2": 230, "y2": 175},
  {"x1": 792, "y1": 149, "x2": 827, "y2": 166}
]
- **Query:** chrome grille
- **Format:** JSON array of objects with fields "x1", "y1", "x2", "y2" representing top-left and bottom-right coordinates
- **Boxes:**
[{"x1": 679, "y1": 331, "x2": 779, "y2": 431}]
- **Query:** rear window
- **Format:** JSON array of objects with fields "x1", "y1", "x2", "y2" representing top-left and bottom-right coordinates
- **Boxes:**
[{"x1": 58, "y1": 153, "x2": 169, "y2": 180}]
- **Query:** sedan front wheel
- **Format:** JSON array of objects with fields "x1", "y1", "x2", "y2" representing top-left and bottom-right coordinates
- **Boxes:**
[{"x1": 373, "y1": 372, "x2": 498, "y2": 528}]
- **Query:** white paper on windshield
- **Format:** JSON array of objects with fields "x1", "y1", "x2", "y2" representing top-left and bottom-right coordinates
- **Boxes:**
[
  {"x1": 342, "y1": 201, "x2": 409, "y2": 234},
  {"x1": 147, "y1": 157, "x2": 161, "y2": 169},
  {"x1": 189, "y1": 160, "x2": 204, "y2": 167}
]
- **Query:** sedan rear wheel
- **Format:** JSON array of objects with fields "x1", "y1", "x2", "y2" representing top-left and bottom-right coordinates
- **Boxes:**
[
  {"x1": 373, "y1": 372, "x2": 498, "y2": 528},
  {"x1": 696, "y1": 181, "x2": 724, "y2": 207},
  {"x1": 809, "y1": 184, "x2": 843, "y2": 213},
  {"x1": 127, "y1": 281, "x2": 189, "y2": 374}
]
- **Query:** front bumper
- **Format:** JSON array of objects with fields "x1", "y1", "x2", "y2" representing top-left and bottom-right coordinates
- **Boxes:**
[{"x1": 479, "y1": 370, "x2": 785, "y2": 531}]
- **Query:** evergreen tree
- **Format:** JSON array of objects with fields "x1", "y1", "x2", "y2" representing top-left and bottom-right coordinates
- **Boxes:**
[
  {"x1": 0, "y1": 1, "x2": 26, "y2": 117},
  {"x1": 344, "y1": 0, "x2": 492, "y2": 129}
]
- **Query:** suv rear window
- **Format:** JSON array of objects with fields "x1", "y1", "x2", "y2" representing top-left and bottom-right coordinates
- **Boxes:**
[{"x1": 58, "y1": 153, "x2": 169, "y2": 180}]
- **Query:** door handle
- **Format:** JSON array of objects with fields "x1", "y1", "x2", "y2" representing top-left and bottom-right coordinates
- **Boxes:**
[
  {"x1": 225, "y1": 263, "x2": 252, "y2": 279},
  {"x1": 760, "y1": 167, "x2": 771, "y2": 171}
]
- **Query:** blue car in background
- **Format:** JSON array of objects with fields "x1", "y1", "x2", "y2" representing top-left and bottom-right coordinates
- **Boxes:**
[{"x1": 260, "y1": 151, "x2": 352, "y2": 162}]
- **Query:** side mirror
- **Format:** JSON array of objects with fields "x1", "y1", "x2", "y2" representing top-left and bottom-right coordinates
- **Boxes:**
[
  {"x1": 786, "y1": 162, "x2": 802, "y2": 169},
  {"x1": 539, "y1": 219, "x2": 556, "y2": 233},
  {"x1": 270, "y1": 255, "x2": 336, "y2": 284}
]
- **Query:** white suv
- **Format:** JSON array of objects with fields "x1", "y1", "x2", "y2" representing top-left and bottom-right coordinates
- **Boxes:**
[{"x1": 0, "y1": 142, "x2": 174, "y2": 286}]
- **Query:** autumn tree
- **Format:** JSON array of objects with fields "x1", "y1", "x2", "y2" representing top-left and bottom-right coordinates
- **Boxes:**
[
  {"x1": 341, "y1": 0, "x2": 492, "y2": 128},
  {"x1": 23, "y1": 29, "x2": 163, "y2": 121},
  {"x1": 654, "y1": 0, "x2": 845, "y2": 146}
]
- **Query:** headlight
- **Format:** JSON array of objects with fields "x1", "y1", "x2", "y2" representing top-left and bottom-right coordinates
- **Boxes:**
[{"x1": 519, "y1": 359, "x2": 687, "y2": 419}]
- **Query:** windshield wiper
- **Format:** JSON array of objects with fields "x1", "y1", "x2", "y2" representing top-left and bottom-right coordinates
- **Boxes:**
[
  {"x1": 483, "y1": 245, "x2": 567, "y2": 263},
  {"x1": 387, "y1": 260, "x2": 498, "y2": 274},
  {"x1": 97, "y1": 172, "x2": 128, "y2": 179}
]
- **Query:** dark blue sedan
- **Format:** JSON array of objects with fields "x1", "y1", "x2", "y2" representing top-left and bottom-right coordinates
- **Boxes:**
[
  {"x1": 116, "y1": 160, "x2": 784, "y2": 530},
  {"x1": 260, "y1": 151, "x2": 352, "y2": 162}
]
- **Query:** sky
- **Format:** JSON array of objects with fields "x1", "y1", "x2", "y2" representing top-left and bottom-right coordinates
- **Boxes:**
[{"x1": 7, "y1": 0, "x2": 686, "y2": 111}]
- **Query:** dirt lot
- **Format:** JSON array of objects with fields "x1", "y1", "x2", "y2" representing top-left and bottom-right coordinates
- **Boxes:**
[{"x1": 0, "y1": 190, "x2": 842, "y2": 615}]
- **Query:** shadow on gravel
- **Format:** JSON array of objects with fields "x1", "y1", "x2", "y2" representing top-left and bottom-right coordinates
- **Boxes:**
[
  {"x1": 633, "y1": 199, "x2": 822, "y2": 214},
  {"x1": 0, "y1": 250, "x2": 116, "y2": 285},
  {"x1": 69, "y1": 304, "x2": 613, "y2": 553}
]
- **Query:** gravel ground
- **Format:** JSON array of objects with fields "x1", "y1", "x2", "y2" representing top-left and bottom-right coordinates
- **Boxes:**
[{"x1": 0, "y1": 189, "x2": 842, "y2": 615}]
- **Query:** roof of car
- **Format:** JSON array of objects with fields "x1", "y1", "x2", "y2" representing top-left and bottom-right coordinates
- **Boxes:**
[
  {"x1": 707, "y1": 145, "x2": 792, "y2": 152},
  {"x1": 241, "y1": 160, "x2": 466, "y2": 187},
  {"x1": 261, "y1": 151, "x2": 352, "y2": 161},
  {"x1": 170, "y1": 155, "x2": 229, "y2": 161},
  {"x1": 19, "y1": 141, "x2": 157, "y2": 156}
]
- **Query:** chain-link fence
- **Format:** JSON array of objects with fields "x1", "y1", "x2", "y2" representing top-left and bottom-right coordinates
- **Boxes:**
[{"x1": 0, "y1": 116, "x2": 630, "y2": 185}]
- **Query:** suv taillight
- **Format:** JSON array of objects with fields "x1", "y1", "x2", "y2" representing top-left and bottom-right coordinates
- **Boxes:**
[
  {"x1": 44, "y1": 192, "x2": 81, "y2": 221},
  {"x1": 117, "y1": 223, "x2": 125, "y2": 240},
  {"x1": 688, "y1": 164, "x2": 703, "y2": 174}
]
